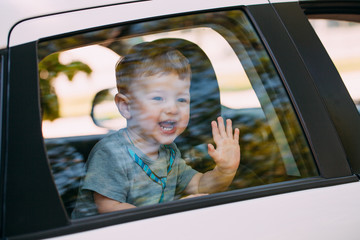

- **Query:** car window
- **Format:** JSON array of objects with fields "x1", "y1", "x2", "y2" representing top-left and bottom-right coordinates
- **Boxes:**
[
  {"x1": 309, "y1": 18, "x2": 360, "y2": 112},
  {"x1": 38, "y1": 10, "x2": 318, "y2": 219}
]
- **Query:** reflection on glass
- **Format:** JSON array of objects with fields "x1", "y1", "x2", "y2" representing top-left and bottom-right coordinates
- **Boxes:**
[{"x1": 38, "y1": 10, "x2": 318, "y2": 218}]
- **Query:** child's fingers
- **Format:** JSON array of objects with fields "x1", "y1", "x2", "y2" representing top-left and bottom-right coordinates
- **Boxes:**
[
  {"x1": 211, "y1": 120, "x2": 221, "y2": 143},
  {"x1": 207, "y1": 143, "x2": 218, "y2": 159},
  {"x1": 226, "y1": 119, "x2": 233, "y2": 138},
  {"x1": 208, "y1": 143, "x2": 215, "y2": 151},
  {"x1": 217, "y1": 117, "x2": 226, "y2": 138},
  {"x1": 234, "y1": 128, "x2": 240, "y2": 142}
]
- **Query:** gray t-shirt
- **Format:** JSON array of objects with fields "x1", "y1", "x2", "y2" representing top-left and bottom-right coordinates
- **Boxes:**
[{"x1": 72, "y1": 129, "x2": 198, "y2": 218}]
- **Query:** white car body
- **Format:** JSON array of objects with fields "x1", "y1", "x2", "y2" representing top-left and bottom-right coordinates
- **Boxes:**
[
  {"x1": 1, "y1": 0, "x2": 360, "y2": 239},
  {"x1": 51, "y1": 182, "x2": 360, "y2": 240}
]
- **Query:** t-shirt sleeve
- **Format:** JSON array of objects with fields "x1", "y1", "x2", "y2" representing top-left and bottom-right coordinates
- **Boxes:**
[{"x1": 82, "y1": 146, "x2": 129, "y2": 203}]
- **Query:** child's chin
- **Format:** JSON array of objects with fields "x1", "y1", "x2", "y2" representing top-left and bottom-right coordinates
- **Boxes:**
[
  {"x1": 159, "y1": 135, "x2": 177, "y2": 145},
  {"x1": 161, "y1": 139, "x2": 175, "y2": 145}
]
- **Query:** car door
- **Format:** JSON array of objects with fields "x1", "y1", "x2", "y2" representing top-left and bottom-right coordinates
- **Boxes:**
[{"x1": 2, "y1": 0, "x2": 360, "y2": 239}]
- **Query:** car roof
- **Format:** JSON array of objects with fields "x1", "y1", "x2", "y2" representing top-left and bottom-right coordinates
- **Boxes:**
[
  {"x1": 0, "y1": 0, "x2": 140, "y2": 49},
  {"x1": 3, "y1": 0, "x2": 360, "y2": 49},
  {"x1": 2, "y1": 0, "x2": 270, "y2": 49}
]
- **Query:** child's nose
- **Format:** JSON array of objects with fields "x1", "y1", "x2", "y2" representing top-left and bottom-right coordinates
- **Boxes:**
[{"x1": 164, "y1": 100, "x2": 179, "y2": 114}]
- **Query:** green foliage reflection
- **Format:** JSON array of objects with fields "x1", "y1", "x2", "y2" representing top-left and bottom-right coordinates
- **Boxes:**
[{"x1": 39, "y1": 53, "x2": 92, "y2": 120}]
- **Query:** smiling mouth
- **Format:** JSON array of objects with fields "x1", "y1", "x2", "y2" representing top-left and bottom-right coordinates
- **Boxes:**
[{"x1": 159, "y1": 121, "x2": 176, "y2": 133}]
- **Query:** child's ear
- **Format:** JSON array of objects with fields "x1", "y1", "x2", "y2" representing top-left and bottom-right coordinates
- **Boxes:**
[{"x1": 115, "y1": 93, "x2": 131, "y2": 119}]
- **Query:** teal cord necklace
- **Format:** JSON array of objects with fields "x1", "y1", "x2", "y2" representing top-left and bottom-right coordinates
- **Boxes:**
[{"x1": 125, "y1": 130, "x2": 175, "y2": 203}]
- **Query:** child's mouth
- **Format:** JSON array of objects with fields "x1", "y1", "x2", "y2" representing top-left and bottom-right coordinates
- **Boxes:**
[{"x1": 159, "y1": 121, "x2": 176, "y2": 133}]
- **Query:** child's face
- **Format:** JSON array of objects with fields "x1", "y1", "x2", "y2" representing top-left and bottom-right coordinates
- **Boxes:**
[{"x1": 128, "y1": 72, "x2": 190, "y2": 146}]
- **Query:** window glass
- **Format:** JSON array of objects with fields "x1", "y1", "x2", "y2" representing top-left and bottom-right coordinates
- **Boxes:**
[
  {"x1": 309, "y1": 18, "x2": 360, "y2": 112},
  {"x1": 38, "y1": 10, "x2": 318, "y2": 218}
]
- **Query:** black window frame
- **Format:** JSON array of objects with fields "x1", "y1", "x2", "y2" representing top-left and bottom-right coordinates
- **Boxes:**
[
  {"x1": 296, "y1": 0, "x2": 360, "y2": 174},
  {"x1": 0, "y1": 48, "x2": 7, "y2": 240},
  {"x1": 3, "y1": 3, "x2": 357, "y2": 239}
]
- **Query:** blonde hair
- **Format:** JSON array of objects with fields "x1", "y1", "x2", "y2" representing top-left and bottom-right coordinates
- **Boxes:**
[{"x1": 115, "y1": 42, "x2": 191, "y2": 94}]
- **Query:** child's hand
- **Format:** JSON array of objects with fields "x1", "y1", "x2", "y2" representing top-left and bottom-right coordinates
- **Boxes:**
[{"x1": 208, "y1": 117, "x2": 240, "y2": 175}]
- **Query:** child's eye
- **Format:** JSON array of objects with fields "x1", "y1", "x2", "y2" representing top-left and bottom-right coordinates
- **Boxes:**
[
  {"x1": 177, "y1": 98, "x2": 189, "y2": 103},
  {"x1": 152, "y1": 96, "x2": 164, "y2": 101}
]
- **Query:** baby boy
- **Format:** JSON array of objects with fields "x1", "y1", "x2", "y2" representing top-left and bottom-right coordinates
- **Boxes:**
[{"x1": 72, "y1": 41, "x2": 240, "y2": 218}]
